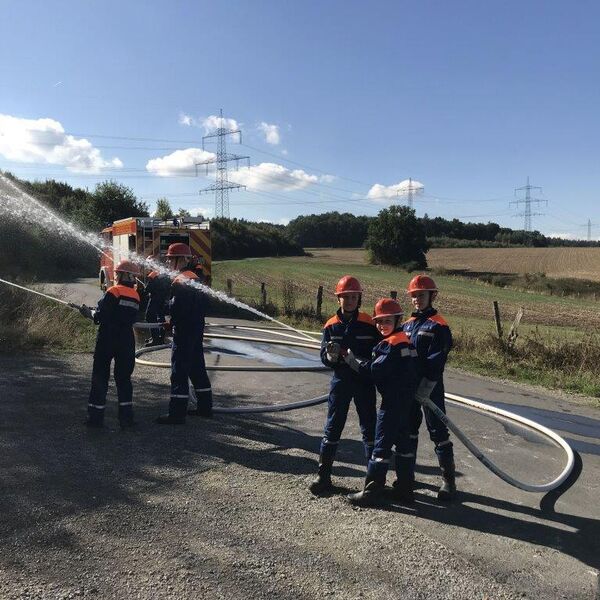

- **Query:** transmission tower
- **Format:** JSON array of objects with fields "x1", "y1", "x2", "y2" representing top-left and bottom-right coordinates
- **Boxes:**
[
  {"x1": 510, "y1": 176, "x2": 547, "y2": 231},
  {"x1": 397, "y1": 177, "x2": 423, "y2": 209},
  {"x1": 196, "y1": 109, "x2": 249, "y2": 218},
  {"x1": 581, "y1": 218, "x2": 598, "y2": 241}
]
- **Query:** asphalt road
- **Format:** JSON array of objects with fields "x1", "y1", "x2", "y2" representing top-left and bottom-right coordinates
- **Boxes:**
[{"x1": 1, "y1": 279, "x2": 597, "y2": 599}]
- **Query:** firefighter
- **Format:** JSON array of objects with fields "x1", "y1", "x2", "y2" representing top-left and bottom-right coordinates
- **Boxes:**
[
  {"x1": 144, "y1": 254, "x2": 171, "y2": 347},
  {"x1": 155, "y1": 242, "x2": 212, "y2": 425},
  {"x1": 309, "y1": 275, "x2": 381, "y2": 495},
  {"x1": 80, "y1": 259, "x2": 141, "y2": 429},
  {"x1": 344, "y1": 298, "x2": 418, "y2": 506},
  {"x1": 401, "y1": 274, "x2": 455, "y2": 500}
]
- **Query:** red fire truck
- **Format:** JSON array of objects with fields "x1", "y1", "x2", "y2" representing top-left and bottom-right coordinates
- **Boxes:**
[{"x1": 99, "y1": 216, "x2": 211, "y2": 290}]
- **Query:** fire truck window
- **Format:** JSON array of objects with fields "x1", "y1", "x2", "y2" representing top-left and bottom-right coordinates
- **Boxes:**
[{"x1": 128, "y1": 235, "x2": 136, "y2": 251}]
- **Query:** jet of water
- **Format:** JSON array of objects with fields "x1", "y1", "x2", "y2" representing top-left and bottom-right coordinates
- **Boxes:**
[{"x1": 0, "y1": 173, "x2": 318, "y2": 342}]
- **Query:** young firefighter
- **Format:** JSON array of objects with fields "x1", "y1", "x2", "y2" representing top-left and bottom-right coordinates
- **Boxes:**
[
  {"x1": 155, "y1": 242, "x2": 212, "y2": 424},
  {"x1": 400, "y1": 274, "x2": 455, "y2": 500},
  {"x1": 143, "y1": 254, "x2": 171, "y2": 347},
  {"x1": 309, "y1": 275, "x2": 381, "y2": 495},
  {"x1": 343, "y1": 298, "x2": 418, "y2": 506},
  {"x1": 80, "y1": 260, "x2": 141, "y2": 428}
]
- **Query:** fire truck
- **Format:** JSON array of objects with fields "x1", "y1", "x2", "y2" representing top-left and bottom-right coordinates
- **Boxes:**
[{"x1": 99, "y1": 216, "x2": 211, "y2": 290}]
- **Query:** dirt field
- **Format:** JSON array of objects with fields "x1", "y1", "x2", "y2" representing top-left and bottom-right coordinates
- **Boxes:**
[
  {"x1": 427, "y1": 247, "x2": 600, "y2": 281},
  {"x1": 307, "y1": 247, "x2": 600, "y2": 281}
]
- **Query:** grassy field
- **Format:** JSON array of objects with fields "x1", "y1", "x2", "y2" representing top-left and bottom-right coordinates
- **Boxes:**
[
  {"x1": 427, "y1": 247, "x2": 600, "y2": 281},
  {"x1": 212, "y1": 249, "x2": 600, "y2": 401}
]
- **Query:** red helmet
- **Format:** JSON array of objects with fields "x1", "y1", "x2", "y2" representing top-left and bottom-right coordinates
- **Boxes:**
[
  {"x1": 335, "y1": 275, "x2": 363, "y2": 296},
  {"x1": 407, "y1": 274, "x2": 437, "y2": 294},
  {"x1": 166, "y1": 242, "x2": 192, "y2": 258},
  {"x1": 115, "y1": 259, "x2": 141, "y2": 276},
  {"x1": 373, "y1": 298, "x2": 404, "y2": 320}
]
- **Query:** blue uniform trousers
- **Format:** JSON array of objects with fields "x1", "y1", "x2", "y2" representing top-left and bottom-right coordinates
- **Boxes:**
[
  {"x1": 88, "y1": 333, "x2": 135, "y2": 425},
  {"x1": 395, "y1": 383, "x2": 453, "y2": 482},
  {"x1": 367, "y1": 391, "x2": 415, "y2": 484},
  {"x1": 320, "y1": 378, "x2": 377, "y2": 462},
  {"x1": 169, "y1": 332, "x2": 212, "y2": 419},
  {"x1": 146, "y1": 299, "x2": 166, "y2": 344}
]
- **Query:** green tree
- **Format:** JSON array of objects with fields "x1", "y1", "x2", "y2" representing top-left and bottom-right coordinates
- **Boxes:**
[
  {"x1": 155, "y1": 198, "x2": 174, "y2": 220},
  {"x1": 177, "y1": 207, "x2": 191, "y2": 218},
  {"x1": 77, "y1": 181, "x2": 149, "y2": 230},
  {"x1": 366, "y1": 205, "x2": 429, "y2": 268}
]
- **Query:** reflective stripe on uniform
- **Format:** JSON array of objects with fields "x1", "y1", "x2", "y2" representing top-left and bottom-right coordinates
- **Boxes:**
[
  {"x1": 195, "y1": 387, "x2": 211, "y2": 392},
  {"x1": 170, "y1": 394, "x2": 189, "y2": 399},
  {"x1": 330, "y1": 336, "x2": 343, "y2": 340},
  {"x1": 417, "y1": 331, "x2": 434, "y2": 337},
  {"x1": 437, "y1": 440, "x2": 452, "y2": 447},
  {"x1": 410, "y1": 349, "x2": 418, "y2": 357},
  {"x1": 355, "y1": 335, "x2": 374, "y2": 340},
  {"x1": 119, "y1": 300, "x2": 139, "y2": 309},
  {"x1": 398, "y1": 453, "x2": 415, "y2": 458},
  {"x1": 372, "y1": 457, "x2": 390, "y2": 464},
  {"x1": 118, "y1": 402, "x2": 133, "y2": 406},
  {"x1": 409, "y1": 434, "x2": 419, "y2": 439},
  {"x1": 322, "y1": 439, "x2": 339, "y2": 446},
  {"x1": 88, "y1": 404, "x2": 106, "y2": 409},
  {"x1": 400, "y1": 348, "x2": 410, "y2": 357}
]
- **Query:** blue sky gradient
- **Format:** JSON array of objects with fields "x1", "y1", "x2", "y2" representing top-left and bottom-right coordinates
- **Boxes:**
[{"x1": 1, "y1": 1, "x2": 598, "y2": 237}]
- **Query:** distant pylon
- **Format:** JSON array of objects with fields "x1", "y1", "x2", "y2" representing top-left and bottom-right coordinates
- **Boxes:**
[
  {"x1": 396, "y1": 177, "x2": 423, "y2": 209},
  {"x1": 510, "y1": 177, "x2": 547, "y2": 232},
  {"x1": 196, "y1": 109, "x2": 249, "y2": 218}
]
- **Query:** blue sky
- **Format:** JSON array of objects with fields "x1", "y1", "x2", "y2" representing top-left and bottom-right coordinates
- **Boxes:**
[{"x1": 1, "y1": 0, "x2": 599, "y2": 238}]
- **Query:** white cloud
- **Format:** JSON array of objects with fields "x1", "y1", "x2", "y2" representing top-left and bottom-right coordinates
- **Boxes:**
[
  {"x1": 146, "y1": 148, "x2": 216, "y2": 177},
  {"x1": 229, "y1": 162, "x2": 318, "y2": 192},
  {"x1": 547, "y1": 232, "x2": 578, "y2": 240},
  {"x1": 178, "y1": 112, "x2": 196, "y2": 127},
  {"x1": 319, "y1": 174, "x2": 336, "y2": 183},
  {"x1": 367, "y1": 178, "x2": 425, "y2": 202},
  {"x1": 0, "y1": 113, "x2": 123, "y2": 173},
  {"x1": 258, "y1": 122, "x2": 280, "y2": 145},
  {"x1": 281, "y1": 149, "x2": 288, "y2": 156},
  {"x1": 202, "y1": 114, "x2": 240, "y2": 134}
]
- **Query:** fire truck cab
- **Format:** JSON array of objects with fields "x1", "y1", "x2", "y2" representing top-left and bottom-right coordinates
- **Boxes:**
[{"x1": 99, "y1": 217, "x2": 211, "y2": 290}]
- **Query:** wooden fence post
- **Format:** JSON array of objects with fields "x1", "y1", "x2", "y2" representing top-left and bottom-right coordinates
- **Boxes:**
[
  {"x1": 316, "y1": 285, "x2": 323, "y2": 319},
  {"x1": 390, "y1": 290, "x2": 397, "y2": 300},
  {"x1": 493, "y1": 301, "x2": 503, "y2": 339},
  {"x1": 507, "y1": 307, "x2": 524, "y2": 349},
  {"x1": 260, "y1": 282, "x2": 267, "y2": 307},
  {"x1": 226, "y1": 278, "x2": 232, "y2": 296}
]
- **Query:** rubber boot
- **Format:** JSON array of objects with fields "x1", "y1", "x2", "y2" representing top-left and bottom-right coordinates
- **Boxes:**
[
  {"x1": 347, "y1": 477, "x2": 386, "y2": 507},
  {"x1": 391, "y1": 478, "x2": 415, "y2": 504},
  {"x1": 437, "y1": 456, "x2": 457, "y2": 501},
  {"x1": 309, "y1": 457, "x2": 333, "y2": 495}
]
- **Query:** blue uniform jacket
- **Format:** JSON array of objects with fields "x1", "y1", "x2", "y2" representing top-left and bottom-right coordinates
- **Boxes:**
[
  {"x1": 359, "y1": 330, "x2": 418, "y2": 398},
  {"x1": 168, "y1": 270, "x2": 207, "y2": 336},
  {"x1": 146, "y1": 271, "x2": 171, "y2": 304},
  {"x1": 402, "y1": 308, "x2": 452, "y2": 384},
  {"x1": 94, "y1": 283, "x2": 140, "y2": 338},
  {"x1": 320, "y1": 309, "x2": 381, "y2": 381}
]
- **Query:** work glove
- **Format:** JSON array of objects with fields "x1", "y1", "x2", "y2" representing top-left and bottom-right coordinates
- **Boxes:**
[
  {"x1": 325, "y1": 341, "x2": 341, "y2": 363},
  {"x1": 415, "y1": 378, "x2": 437, "y2": 405},
  {"x1": 78, "y1": 304, "x2": 94, "y2": 321},
  {"x1": 343, "y1": 348, "x2": 362, "y2": 373}
]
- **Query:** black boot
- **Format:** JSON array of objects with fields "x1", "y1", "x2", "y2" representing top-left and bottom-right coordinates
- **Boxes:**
[
  {"x1": 309, "y1": 458, "x2": 333, "y2": 495},
  {"x1": 390, "y1": 479, "x2": 415, "y2": 504},
  {"x1": 187, "y1": 406, "x2": 213, "y2": 418},
  {"x1": 347, "y1": 478, "x2": 385, "y2": 507},
  {"x1": 437, "y1": 456, "x2": 457, "y2": 501},
  {"x1": 155, "y1": 414, "x2": 186, "y2": 425}
]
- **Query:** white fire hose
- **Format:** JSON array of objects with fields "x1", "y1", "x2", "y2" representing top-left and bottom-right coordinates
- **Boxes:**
[{"x1": 133, "y1": 321, "x2": 575, "y2": 493}]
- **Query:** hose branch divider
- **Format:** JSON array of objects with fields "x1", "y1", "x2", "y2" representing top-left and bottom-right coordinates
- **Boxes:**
[{"x1": 133, "y1": 321, "x2": 575, "y2": 493}]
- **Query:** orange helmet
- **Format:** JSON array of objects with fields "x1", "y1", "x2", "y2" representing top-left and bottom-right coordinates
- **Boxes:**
[
  {"x1": 407, "y1": 274, "x2": 437, "y2": 294},
  {"x1": 115, "y1": 259, "x2": 141, "y2": 276},
  {"x1": 373, "y1": 298, "x2": 404, "y2": 320},
  {"x1": 335, "y1": 275, "x2": 362, "y2": 296},
  {"x1": 166, "y1": 242, "x2": 192, "y2": 257}
]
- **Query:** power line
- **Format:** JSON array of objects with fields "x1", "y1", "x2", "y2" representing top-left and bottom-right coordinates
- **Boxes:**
[{"x1": 510, "y1": 176, "x2": 547, "y2": 231}]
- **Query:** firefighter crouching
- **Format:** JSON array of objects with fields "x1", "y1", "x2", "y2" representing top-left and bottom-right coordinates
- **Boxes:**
[
  {"x1": 80, "y1": 260, "x2": 141, "y2": 428},
  {"x1": 344, "y1": 298, "x2": 418, "y2": 506},
  {"x1": 402, "y1": 275, "x2": 456, "y2": 500},
  {"x1": 156, "y1": 242, "x2": 212, "y2": 425},
  {"x1": 143, "y1": 254, "x2": 171, "y2": 347},
  {"x1": 309, "y1": 276, "x2": 382, "y2": 495}
]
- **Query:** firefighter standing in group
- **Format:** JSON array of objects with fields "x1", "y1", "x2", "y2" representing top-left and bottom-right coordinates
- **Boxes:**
[
  {"x1": 309, "y1": 276, "x2": 381, "y2": 495},
  {"x1": 401, "y1": 274, "x2": 456, "y2": 500},
  {"x1": 155, "y1": 242, "x2": 212, "y2": 425},
  {"x1": 343, "y1": 298, "x2": 418, "y2": 506},
  {"x1": 79, "y1": 260, "x2": 141, "y2": 428},
  {"x1": 143, "y1": 254, "x2": 171, "y2": 347}
]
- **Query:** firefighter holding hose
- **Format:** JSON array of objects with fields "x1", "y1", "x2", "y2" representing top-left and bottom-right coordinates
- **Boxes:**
[
  {"x1": 80, "y1": 259, "x2": 141, "y2": 429},
  {"x1": 401, "y1": 275, "x2": 456, "y2": 500},
  {"x1": 309, "y1": 275, "x2": 381, "y2": 495},
  {"x1": 155, "y1": 242, "x2": 212, "y2": 424}
]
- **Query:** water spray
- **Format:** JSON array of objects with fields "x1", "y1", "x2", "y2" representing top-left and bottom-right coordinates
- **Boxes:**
[{"x1": 0, "y1": 276, "x2": 82, "y2": 310}]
